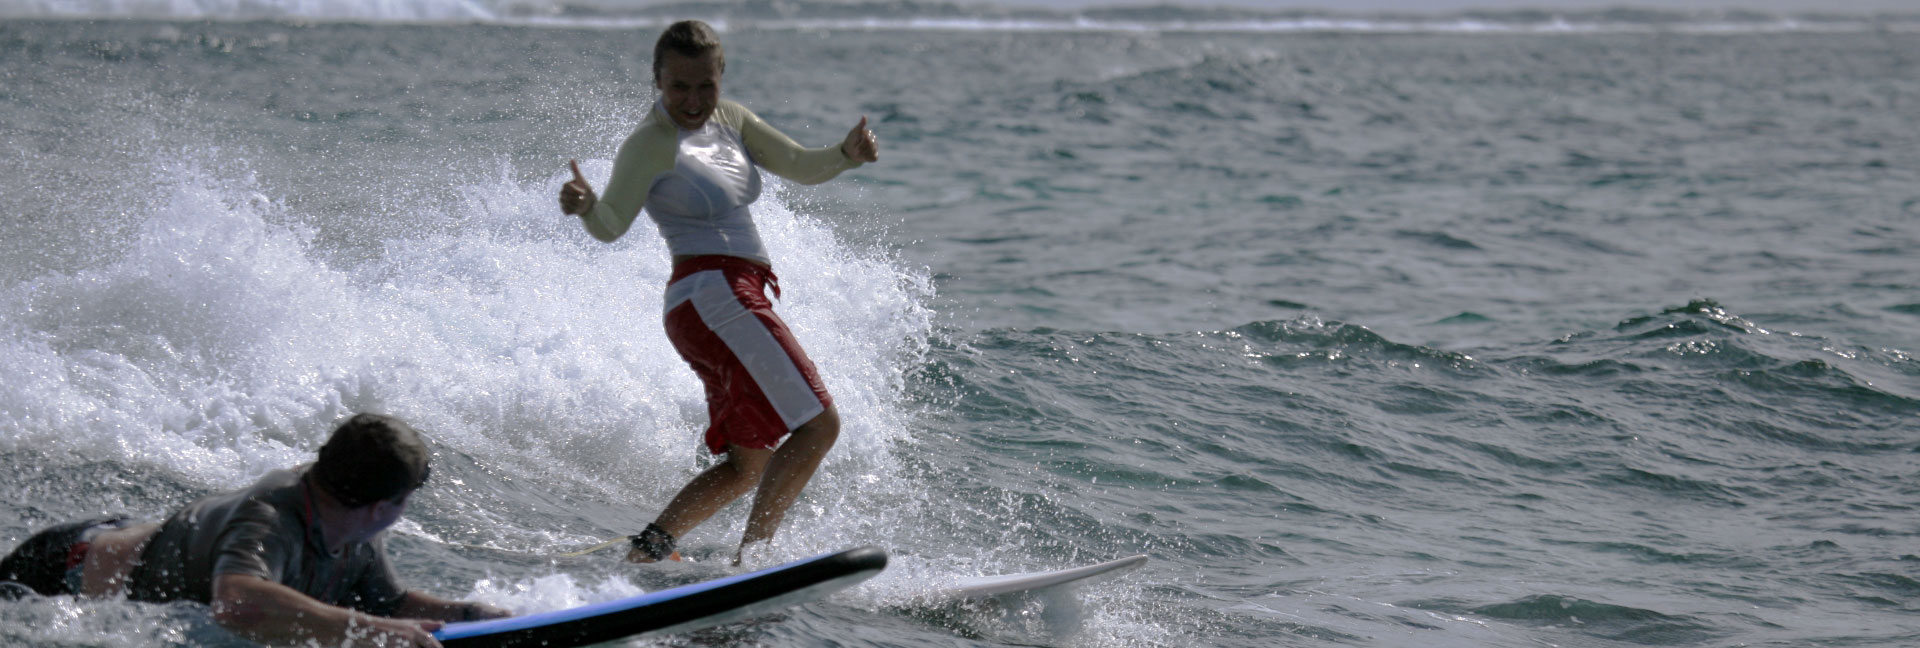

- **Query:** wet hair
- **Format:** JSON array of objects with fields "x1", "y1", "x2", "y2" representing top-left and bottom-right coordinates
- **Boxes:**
[
  {"x1": 312, "y1": 413, "x2": 431, "y2": 508},
  {"x1": 652, "y1": 20, "x2": 725, "y2": 84}
]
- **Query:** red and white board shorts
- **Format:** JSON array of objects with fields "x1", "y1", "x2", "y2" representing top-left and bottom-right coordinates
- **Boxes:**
[{"x1": 663, "y1": 256, "x2": 832, "y2": 455}]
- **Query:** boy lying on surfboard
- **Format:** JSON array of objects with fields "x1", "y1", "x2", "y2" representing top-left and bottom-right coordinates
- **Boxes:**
[{"x1": 0, "y1": 414, "x2": 510, "y2": 648}]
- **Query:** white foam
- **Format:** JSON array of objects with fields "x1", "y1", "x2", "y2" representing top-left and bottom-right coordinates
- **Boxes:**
[
  {"x1": 0, "y1": 160, "x2": 348, "y2": 486},
  {"x1": 0, "y1": 147, "x2": 932, "y2": 509},
  {"x1": 462, "y1": 571, "x2": 646, "y2": 615}
]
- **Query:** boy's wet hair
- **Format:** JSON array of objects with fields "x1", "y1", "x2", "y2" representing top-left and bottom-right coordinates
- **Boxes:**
[{"x1": 313, "y1": 413, "x2": 431, "y2": 507}]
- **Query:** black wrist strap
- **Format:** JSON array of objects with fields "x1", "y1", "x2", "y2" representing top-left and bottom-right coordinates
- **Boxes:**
[{"x1": 629, "y1": 523, "x2": 676, "y2": 561}]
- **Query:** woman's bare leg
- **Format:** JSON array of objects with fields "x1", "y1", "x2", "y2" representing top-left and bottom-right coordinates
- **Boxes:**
[
  {"x1": 736, "y1": 406, "x2": 840, "y2": 561},
  {"x1": 626, "y1": 448, "x2": 771, "y2": 563}
]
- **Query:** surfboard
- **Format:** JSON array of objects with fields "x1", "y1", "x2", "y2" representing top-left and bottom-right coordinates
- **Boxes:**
[
  {"x1": 939, "y1": 554, "x2": 1148, "y2": 600},
  {"x1": 434, "y1": 546, "x2": 887, "y2": 648},
  {"x1": 908, "y1": 555, "x2": 1150, "y2": 639}
]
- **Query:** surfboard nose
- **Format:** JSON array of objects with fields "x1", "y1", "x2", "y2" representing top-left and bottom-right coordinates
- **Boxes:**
[{"x1": 834, "y1": 545, "x2": 889, "y2": 572}]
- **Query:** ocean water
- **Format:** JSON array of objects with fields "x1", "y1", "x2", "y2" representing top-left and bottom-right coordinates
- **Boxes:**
[{"x1": 2, "y1": 2, "x2": 1918, "y2": 647}]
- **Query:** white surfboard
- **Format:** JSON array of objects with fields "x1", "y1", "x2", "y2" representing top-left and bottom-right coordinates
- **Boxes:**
[{"x1": 939, "y1": 554, "x2": 1148, "y2": 600}]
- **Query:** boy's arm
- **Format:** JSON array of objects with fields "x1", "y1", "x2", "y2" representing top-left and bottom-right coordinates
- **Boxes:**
[{"x1": 211, "y1": 573, "x2": 445, "y2": 647}]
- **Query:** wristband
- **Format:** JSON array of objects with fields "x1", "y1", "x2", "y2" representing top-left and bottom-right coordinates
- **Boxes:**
[{"x1": 628, "y1": 523, "x2": 677, "y2": 561}]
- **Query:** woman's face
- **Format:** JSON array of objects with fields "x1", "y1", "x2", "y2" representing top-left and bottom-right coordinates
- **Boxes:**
[{"x1": 656, "y1": 50, "x2": 723, "y2": 131}]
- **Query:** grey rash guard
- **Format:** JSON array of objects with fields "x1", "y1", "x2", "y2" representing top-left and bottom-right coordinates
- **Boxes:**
[{"x1": 126, "y1": 467, "x2": 407, "y2": 616}]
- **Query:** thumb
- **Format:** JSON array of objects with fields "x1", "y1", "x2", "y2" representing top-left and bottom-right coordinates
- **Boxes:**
[
  {"x1": 569, "y1": 159, "x2": 587, "y2": 184},
  {"x1": 853, "y1": 116, "x2": 868, "y2": 134}
]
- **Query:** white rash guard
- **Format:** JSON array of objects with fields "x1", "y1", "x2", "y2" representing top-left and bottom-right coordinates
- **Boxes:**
[{"x1": 578, "y1": 99, "x2": 863, "y2": 264}]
